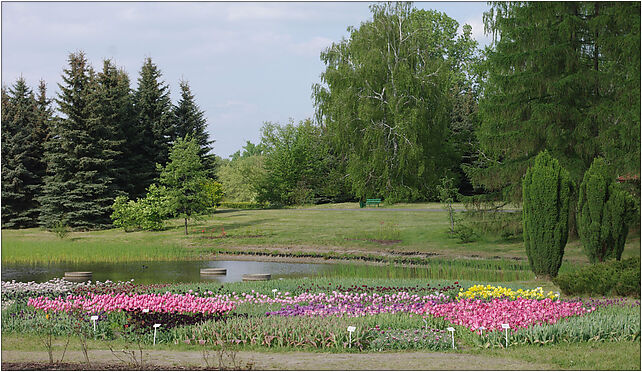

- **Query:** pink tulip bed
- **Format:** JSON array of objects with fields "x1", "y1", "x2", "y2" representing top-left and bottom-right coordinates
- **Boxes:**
[{"x1": 3, "y1": 279, "x2": 639, "y2": 350}]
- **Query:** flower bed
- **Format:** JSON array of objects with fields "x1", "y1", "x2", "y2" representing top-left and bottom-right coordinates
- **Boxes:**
[
  {"x1": 27, "y1": 293, "x2": 236, "y2": 315},
  {"x1": 423, "y1": 298, "x2": 592, "y2": 332},
  {"x1": 457, "y1": 284, "x2": 558, "y2": 301}
]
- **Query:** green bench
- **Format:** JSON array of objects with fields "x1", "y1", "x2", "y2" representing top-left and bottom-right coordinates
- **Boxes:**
[{"x1": 360, "y1": 198, "x2": 382, "y2": 208}]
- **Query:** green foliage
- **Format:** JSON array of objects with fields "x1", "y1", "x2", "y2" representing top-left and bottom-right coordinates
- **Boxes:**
[
  {"x1": 110, "y1": 184, "x2": 170, "y2": 232},
  {"x1": 219, "y1": 201, "x2": 266, "y2": 210},
  {"x1": 1, "y1": 78, "x2": 47, "y2": 228},
  {"x1": 255, "y1": 119, "x2": 330, "y2": 206},
  {"x1": 131, "y1": 57, "x2": 174, "y2": 199},
  {"x1": 50, "y1": 220, "x2": 70, "y2": 239},
  {"x1": 217, "y1": 155, "x2": 265, "y2": 203},
  {"x1": 200, "y1": 179, "x2": 224, "y2": 207},
  {"x1": 577, "y1": 157, "x2": 638, "y2": 263},
  {"x1": 171, "y1": 80, "x2": 216, "y2": 178},
  {"x1": 314, "y1": 3, "x2": 478, "y2": 202},
  {"x1": 553, "y1": 257, "x2": 640, "y2": 297},
  {"x1": 39, "y1": 52, "x2": 121, "y2": 230},
  {"x1": 159, "y1": 136, "x2": 214, "y2": 234},
  {"x1": 93, "y1": 59, "x2": 136, "y2": 199},
  {"x1": 454, "y1": 221, "x2": 478, "y2": 243},
  {"x1": 522, "y1": 151, "x2": 572, "y2": 278},
  {"x1": 470, "y1": 2, "x2": 640, "y2": 203}
]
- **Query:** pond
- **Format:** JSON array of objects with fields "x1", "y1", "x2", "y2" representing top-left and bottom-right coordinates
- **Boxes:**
[
  {"x1": 1, "y1": 258, "x2": 532, "y2": 284},
  {"x1": 1, "y1": 260, "x2": 335, "y2": 284}
]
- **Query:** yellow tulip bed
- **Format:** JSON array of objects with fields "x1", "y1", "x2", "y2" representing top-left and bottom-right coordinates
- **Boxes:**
[{"x1": 457, "y1": 284, "x2": 559, "y2": 301}]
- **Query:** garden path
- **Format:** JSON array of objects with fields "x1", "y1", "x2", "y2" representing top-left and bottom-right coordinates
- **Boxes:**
[{"x1": 2, "y1": 349, "x2": 551, "y2": 370}]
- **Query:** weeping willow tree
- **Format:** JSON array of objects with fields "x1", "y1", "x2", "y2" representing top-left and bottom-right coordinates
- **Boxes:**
[{"x1": 313, "y1": 2, "x2": 477, "y2": 202}]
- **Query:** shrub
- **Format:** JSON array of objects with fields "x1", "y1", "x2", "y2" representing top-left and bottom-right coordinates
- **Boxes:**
[
  {"x1": 110, "y1": 185, "x2": 170, "y2": 231},
  {"x1": 577, "y1": 157, "x2": 637, "y2": 263},
  {"x1": 50, "y1": 220, "x2": 70, "y2": 239},
  {"x1": 522, "y1": 151, "x2": 572, "y2": 278},
  {"x1": 553, "y1": 257, "x2": 641, "y2": 297},
  {"x1": 219, "y1": 201, "x2": 267, "y2": 210}
]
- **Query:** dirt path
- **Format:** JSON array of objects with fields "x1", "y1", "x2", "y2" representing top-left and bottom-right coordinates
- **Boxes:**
[{"x1": 2, "y1": 349, "x2": 551, "y2": 370}]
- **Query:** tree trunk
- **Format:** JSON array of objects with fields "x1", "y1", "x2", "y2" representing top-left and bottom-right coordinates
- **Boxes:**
[{"x1": 184, "y1": 217, "x2": 188, "y2": 235}]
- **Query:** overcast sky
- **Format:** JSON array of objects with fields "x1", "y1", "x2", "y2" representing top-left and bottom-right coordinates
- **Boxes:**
[{"x1": 2, "y1": 1, "x2": 491, "y2": 158}]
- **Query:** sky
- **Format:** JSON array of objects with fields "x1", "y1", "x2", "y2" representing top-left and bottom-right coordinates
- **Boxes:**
[{"x1": 1, "y1": 1, "x2": 492, "y2": 158}]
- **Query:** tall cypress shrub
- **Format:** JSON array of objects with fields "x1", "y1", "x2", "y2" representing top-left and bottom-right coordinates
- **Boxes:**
[
  {"x1": 522, "y1": 150, "x2": 572, "y2": 278},
  {"x1": 577, "y1": 157, "x2": 637, "y2": 263}
]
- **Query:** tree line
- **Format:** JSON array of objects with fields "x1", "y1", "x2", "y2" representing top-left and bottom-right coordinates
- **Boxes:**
[
  {"x1": 2, "y1": 52, "x2": 214, "y2": 229},
  {"x1": 2, "y1": 2, "x2": 639, "y2": 230}
]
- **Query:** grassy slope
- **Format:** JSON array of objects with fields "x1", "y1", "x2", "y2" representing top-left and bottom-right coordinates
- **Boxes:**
[{"x1": 1, "y1": 203, "x2": 639, "y2": 265}]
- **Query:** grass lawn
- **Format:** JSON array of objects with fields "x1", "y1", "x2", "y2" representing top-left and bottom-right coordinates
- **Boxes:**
[
  {"x1": 2, "y1": 203, "x2": 639, "y2": 266},
  {"x1": 1, "y1": 334, "x2": 638, "y2": 370}
]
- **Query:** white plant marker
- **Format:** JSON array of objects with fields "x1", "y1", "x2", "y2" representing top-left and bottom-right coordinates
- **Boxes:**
[
  {"x1": 153, "y1": 324, "x2": 161, "y2": 345},
  {"x1": 90, "y1": 315, "x2": 99, "y2": 332},
  {"x1": 478, "y1": 326, "x2": 486, "y2": 336},
  {"x1": 272, "y1": 289, "x2": 278, "y2": 298},
  {"x1": 347, "y1": 326, "x2": 356, "y2": 348},
  {"x1": 501, "y1": 323, "x2": 510, "y2": 348},
  {"x1": 446, "y1": 327, "x2": 456, "y2": 349},
  {"x1": 422, "y1": 318, "x2": 428, "y2": 331},
  {"x1": 142, "y1": 309, "x2": 149, "y2": 313}
]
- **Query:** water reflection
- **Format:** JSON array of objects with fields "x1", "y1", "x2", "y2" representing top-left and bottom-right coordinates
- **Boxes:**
[{"x1": 1, "y1": 260, "x2": 332, "y2": 284}]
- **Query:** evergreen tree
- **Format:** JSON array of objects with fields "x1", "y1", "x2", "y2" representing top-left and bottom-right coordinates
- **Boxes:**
[
  {"x1": 577, "y1": 157, "x2": 637, "y2": 263},
  {"x1": 94, "y1": 59, "x2": 135, "y2": 198},
  {"x1": 522, "y1": 151, "x2": 572, "y2": 279},
  {"x1": 39, "y1": 52, "x2": 117, "y2": 229},
  {"x1": 469, "y1": 2, "x2": 640, "y2": 203},
  {"x1": 131, "y1": 57, "x2": 173, "y2": 199},
  {"x1": 171, "y1": 80, "x2": 215, "y2": 177},
  {"x1": 1, "y1": 78, "x2": 43, "y2": 228}
]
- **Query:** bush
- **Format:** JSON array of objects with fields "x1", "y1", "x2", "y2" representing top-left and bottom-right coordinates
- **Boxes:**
[
  {"x1": 111, "y1": 185, "x2": 170, "y2": 231},
  {"x1": 577, "y1": 157, "x2": 637, "y2": 263},
  {"x1": 553, "y1": 257, "x2": 640, "y2": 297},
  {"x1": 522, "y1": 151, "x2": 572, "y2": 278},
  {"x1": 219, "y1": 201, "x2": 267, "y2": 210},
  {"x1": 454, "y1": 222, "x2": 477, "y2": 243}
]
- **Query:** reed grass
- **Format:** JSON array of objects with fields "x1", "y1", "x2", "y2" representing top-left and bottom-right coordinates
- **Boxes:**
[{"x1": 1, "y1": 239, "x2": 191, "y2": 264}]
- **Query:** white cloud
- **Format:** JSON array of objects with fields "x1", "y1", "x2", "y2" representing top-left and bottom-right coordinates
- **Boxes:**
[
  {"x1": 462, "y1": 16, "x2": 491, "y2": 47},
  {"x1": 291, "y1": 36, "x2": 334, "y2": 57},
  {"x1": 226, "y1": 4, "x2": 310, "y2": 22}
]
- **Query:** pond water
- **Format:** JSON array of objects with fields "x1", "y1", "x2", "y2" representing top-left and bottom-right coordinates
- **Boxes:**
[
  {"x1": 1, "y1": 259, "x2": 532, "y2": 284},
  {"x1": 1, "y1": 260, "x2": 333, "y2": 284}
]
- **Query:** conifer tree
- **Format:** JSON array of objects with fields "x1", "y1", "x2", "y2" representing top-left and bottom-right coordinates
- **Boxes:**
[
  {"x1": 94, "y1": 59, "x2": 135, "y2": 198},
  {"x1": 1, "y1": 78, "x2": 42, "y2": 228},
  {"x1": 522, "y1": 151, "x2": 572, "y2": 279},
  {"x1": 577, "y1": 157, "x2": 637, "y2": 263},
  {"x1": 39, "y1": 52, "x2": 117, "y2": 229},
  {"x1": 131, "y1": 57, "x2": 173, "y2": 199},
  {"x1": 171, "y1": 80, "x2": 215, "y2": 177},
  {"x1": 469, "y1": 2, "x2": 640, "y2": 203}
]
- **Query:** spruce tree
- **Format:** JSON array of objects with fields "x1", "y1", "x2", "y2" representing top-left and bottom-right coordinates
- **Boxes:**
[
  {"x1": 131, "y1": 57, "x2": 173, "y2": 199},
  {"x1": 522, "y1": 150, "x2": 572, "y2": 279},
  {"x1": 171, "y1": 80, "x2": 215, "y2": 177},
  {"x1": 577, "y1": 157, "x2": 637, "y2": 263},
  {"x1": 1, "y1": 78, "x2": 42, "y2": 228},
  {"x1": 39, "y1": 52, "x2": 117, "y2": 229},
  {"x1": 94, "y1": 60, "x2": 134, "y2": 198}
]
